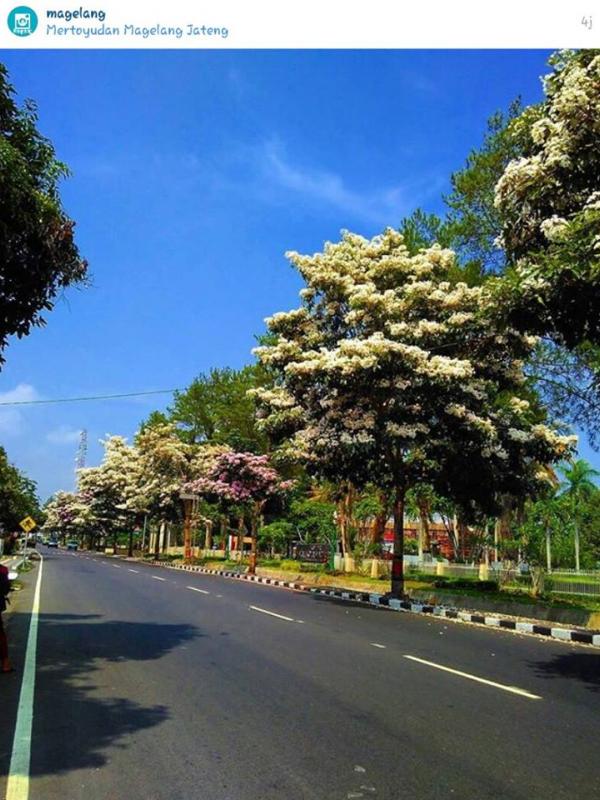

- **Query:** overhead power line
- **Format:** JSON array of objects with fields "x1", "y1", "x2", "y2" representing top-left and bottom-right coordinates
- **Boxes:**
[{"x1": 0, "y1": 389, "x2": 179, "y2": 407}]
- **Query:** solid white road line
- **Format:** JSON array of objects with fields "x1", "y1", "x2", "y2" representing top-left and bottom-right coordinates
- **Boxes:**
[
  {"x1": 249, "y1": 605, "x2": 294, "y2": 622},
  {"x1": 403, "y1": 655, "x2": 542, "y2": 700},
  {"x1": 6, "y1": 553, "x2": 44, "y2": 800},
  {"x1": 128, "y1": 569, "x2": 139, "y2": 573},
  {"x1": 152, "y1": 576, "x2": 166, "y2": 582},
  {"x1": 186, "y1": 586, "x2": 210, "y2": 594},
  {"x1": 370, "y1": 643, "x2": 386, "y2": 649}
]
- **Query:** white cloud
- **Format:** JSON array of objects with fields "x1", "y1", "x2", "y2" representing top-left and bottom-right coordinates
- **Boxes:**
[
  {"x1": 0, "y1": 384, "x2": 40, "y2": 436},
  {"x1": 255, "y1": 139, "x2": 442, "y2": 227},
  {"x1": 46, "y1": 425, "x2": 83, "y2": 446}
]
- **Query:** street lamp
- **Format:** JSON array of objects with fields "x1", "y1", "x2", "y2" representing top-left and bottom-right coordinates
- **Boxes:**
[{"x1": 180, "y1": 492, "x2": 199, "y2": 562}]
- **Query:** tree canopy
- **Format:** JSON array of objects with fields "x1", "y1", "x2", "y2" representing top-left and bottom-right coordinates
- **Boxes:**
[
  {"x1": 0, "y1": 63, "x2": 87, "y2": 365},
  {"x1": 0, "y1": 446, "x2": 41, "y2": 531},
  {"x1": 254, "y1": 228, "x2": 574, "y2": 593}
]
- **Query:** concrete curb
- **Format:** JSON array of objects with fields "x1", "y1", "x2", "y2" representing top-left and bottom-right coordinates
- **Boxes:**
[
  {"x1": 1, "y1": 555, "x2": 26, "y2": 571},
  {"x1": 141, "y1": 559, "x2": 600, "y2": 648}
]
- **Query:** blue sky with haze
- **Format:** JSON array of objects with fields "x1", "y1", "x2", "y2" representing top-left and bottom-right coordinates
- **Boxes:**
[{"x1": 1, "y1": 49, "x2": 597, "y2": 501}]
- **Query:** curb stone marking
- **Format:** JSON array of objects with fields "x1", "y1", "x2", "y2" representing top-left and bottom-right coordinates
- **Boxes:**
[{"x1": 124, "y1": 558, "x2": 600, "y2": 648}]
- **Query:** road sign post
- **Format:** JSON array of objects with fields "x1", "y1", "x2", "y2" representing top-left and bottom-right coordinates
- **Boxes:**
[{"x1": 19, "y1": 516, "x2": 36, "y2": 534}]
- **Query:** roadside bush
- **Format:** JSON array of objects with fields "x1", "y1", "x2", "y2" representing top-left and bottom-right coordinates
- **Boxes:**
[{"x1": 433, "y1": 577, "x2": 498, "y2": 592}]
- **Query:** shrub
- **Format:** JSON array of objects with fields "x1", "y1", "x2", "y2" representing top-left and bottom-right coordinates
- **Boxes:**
[{"x1": 433, "y1": 577, "x2": 498, "y2": 592}]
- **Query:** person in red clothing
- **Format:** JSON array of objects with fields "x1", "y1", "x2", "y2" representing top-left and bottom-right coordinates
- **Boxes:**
[{"x1": 0, "y1": 564, "x2": 13, "y2": 673}]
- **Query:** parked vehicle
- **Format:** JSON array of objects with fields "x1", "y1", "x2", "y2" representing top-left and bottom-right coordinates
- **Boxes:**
[{"x1": 66, "y1": 540, "x2": 78, "y2": 551}]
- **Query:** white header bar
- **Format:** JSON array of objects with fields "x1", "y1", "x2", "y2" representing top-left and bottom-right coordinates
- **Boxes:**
[{"x1": 0, "y1": 1, "x2": 598, "y2": 49}]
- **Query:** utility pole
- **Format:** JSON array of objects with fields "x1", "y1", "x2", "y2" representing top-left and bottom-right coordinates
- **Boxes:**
[{"x1": 75, "y1": 429, "x2": 87, "y2": 475}]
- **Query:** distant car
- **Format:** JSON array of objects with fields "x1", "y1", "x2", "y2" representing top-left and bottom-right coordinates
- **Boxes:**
[
  {"x1": 47, "y1": 538, "x2": 58, "y2": 548},
  {"x1": 66, "y1": 540, "x2": 78, "y2": 551}
]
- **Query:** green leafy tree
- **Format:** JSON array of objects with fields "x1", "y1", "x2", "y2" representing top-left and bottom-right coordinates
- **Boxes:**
[
  {"x1": 559, "y1": 459, "x2": 600, "y2": 571},
  {"x1": 0, "y1": 446, "x2": 41, "y2": 531},
  {"x1": 169, "y1": 366, "x2": 267, "y2": 452},
  {"x1": 0, "y1": 63, "x2": 87, "y2": 364},
  {"x1": 258, "y1": 520, "x2": 295, "y2": 557},
  {"x1": 288, "y1": 497, "x2": 337, "y2": 545}
]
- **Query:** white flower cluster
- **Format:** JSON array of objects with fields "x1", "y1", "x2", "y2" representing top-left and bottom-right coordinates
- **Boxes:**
[
  {"x1": 531, "y1": 424, "x2": 578, "y2": 452},
  {"x1": 256, "y1": 227, "x2": 573, "y2": 490},
  {"x1": 540, "y1": 216, "x2": 569, "y2": 242},
  {"x1": 496, "y1": 53, "x2": 600, "y2": 257}
]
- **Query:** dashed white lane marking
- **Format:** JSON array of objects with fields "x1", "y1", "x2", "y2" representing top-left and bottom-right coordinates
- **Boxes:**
[
  {"x1": 128, "y1": 569, "x2": 139, "y2": 573},
  {"x1": 370, "y1": 643, "x2": 386, "y2": 649},
  {"x1": 152, "y1": 576, "x2": 166, "y2": 582},
  {"x1": 187, "y1": 586, "x2": 210, "y2": 594},
  {"x1": 6, "y1": 554, "x2": 44, "y2": 800},
  {"x1": 403, "y1": 655, "x2": 542, "y2": 700},
  {"x1": 112, "y1": 565, "x2": 121, "y2": 569},
  {"x1": 249, "y1": 605, "x2": 295, "y2": 622}
]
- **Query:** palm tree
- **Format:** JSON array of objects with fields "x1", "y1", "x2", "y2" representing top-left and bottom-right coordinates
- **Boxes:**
[{"x1": 559, "y1": 459, "x2": 600, "y2": 572}]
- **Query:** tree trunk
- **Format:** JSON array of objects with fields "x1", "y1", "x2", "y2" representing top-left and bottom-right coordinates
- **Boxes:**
[
  {"x1": 141, "y1": 515, "x2": 148, "y2": 554},
  {"x1": 237, "y1": 515, "x2": 245, "y2": 560},
  {"x1": 450, "y1": 514, "x2": 461, "y2": 560},
  {"x1": 154, "y1": 521, "x2": 163, "y2": 561},
  {"x1": 337, "y1": 485, "x2": 355, "y2": 557},
  {"x1": 337, "y1": 505, "x2": 350, "y2": 557},
  {"x1": 494, "y1": 519, "x2": 500, "y2": 563},
  {"x1": 391, "y1": 485, "x2": 405, "y2": 597},
  {"x1": 128, "y1": 529, "x2": 134, "y2": 559},
  {"x1": 531, "y1": 566, "x2": 545, "y2": 597},
  {"x1": 370, "y1": 491, "x2": 390, "y2": 549},
  {"x1": 546, "y1": 527, "x2": 552, "y2": 573},
  {"x1": 205, "y1": 520, "x2": 213, "y2": 552},
  {"x1": 371, "y1": 510, "x2": 387, "y2": 548},
  {"x1": 417, "y1": 501, "x2": 431, "y2": 556},
  {"x1": 574, "y1": 523, "x2": 580, "y2": 573},
  {"x1": 249, "y1": 514, "x2": 258, "y2": 575}
]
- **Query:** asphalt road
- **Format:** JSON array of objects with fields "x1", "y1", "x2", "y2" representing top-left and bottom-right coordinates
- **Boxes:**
[{"x1": 1, "y1": 547, "x2": 600, "y2": 800}]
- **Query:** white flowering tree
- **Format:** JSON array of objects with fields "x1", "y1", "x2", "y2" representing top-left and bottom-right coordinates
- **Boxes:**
[
  {"x1": 77, "y1": 436, "x2": 143, "y2": 552},
  {"x1": 495, "y1": 50, "x2": 600, "y2": 350},
  {"x1": 254, "y1": 229, "x2": 575, "y2": 595},
  {"x1": 135, "y1": 422, "x2": 194, "y2": 557},
  {"x1": 43, "y1": 491, "x2": 93, "y2": 542}
]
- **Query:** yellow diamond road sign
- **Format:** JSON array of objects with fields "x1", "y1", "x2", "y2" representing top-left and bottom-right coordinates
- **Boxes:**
[{"x1": 19, "y1": 516, "x2": 36, "y2": 533}]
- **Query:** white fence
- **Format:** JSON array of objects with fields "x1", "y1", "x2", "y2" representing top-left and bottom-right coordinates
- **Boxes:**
[{"x1": 406, "y1": 561, "x2": 600, "y2": 598}]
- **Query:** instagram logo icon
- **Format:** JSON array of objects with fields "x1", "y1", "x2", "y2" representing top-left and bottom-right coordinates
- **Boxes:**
[{"x1": 8, "y1": 6, "x2": 38, "y2": 36}]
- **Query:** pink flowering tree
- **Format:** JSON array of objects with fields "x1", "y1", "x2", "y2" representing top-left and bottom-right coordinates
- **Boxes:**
[{"x1": 185, "y1": 451, "x2": 293, "y2": 573}]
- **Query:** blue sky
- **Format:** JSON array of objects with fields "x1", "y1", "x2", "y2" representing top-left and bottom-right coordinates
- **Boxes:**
[{"x1": 1, "y1": 49, "x2": 597, "y2": 501}]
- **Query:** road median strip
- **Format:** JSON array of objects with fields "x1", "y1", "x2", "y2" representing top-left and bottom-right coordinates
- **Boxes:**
[{"x1": 107, "y1": 556, "x2": 600, "y2": 648}]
